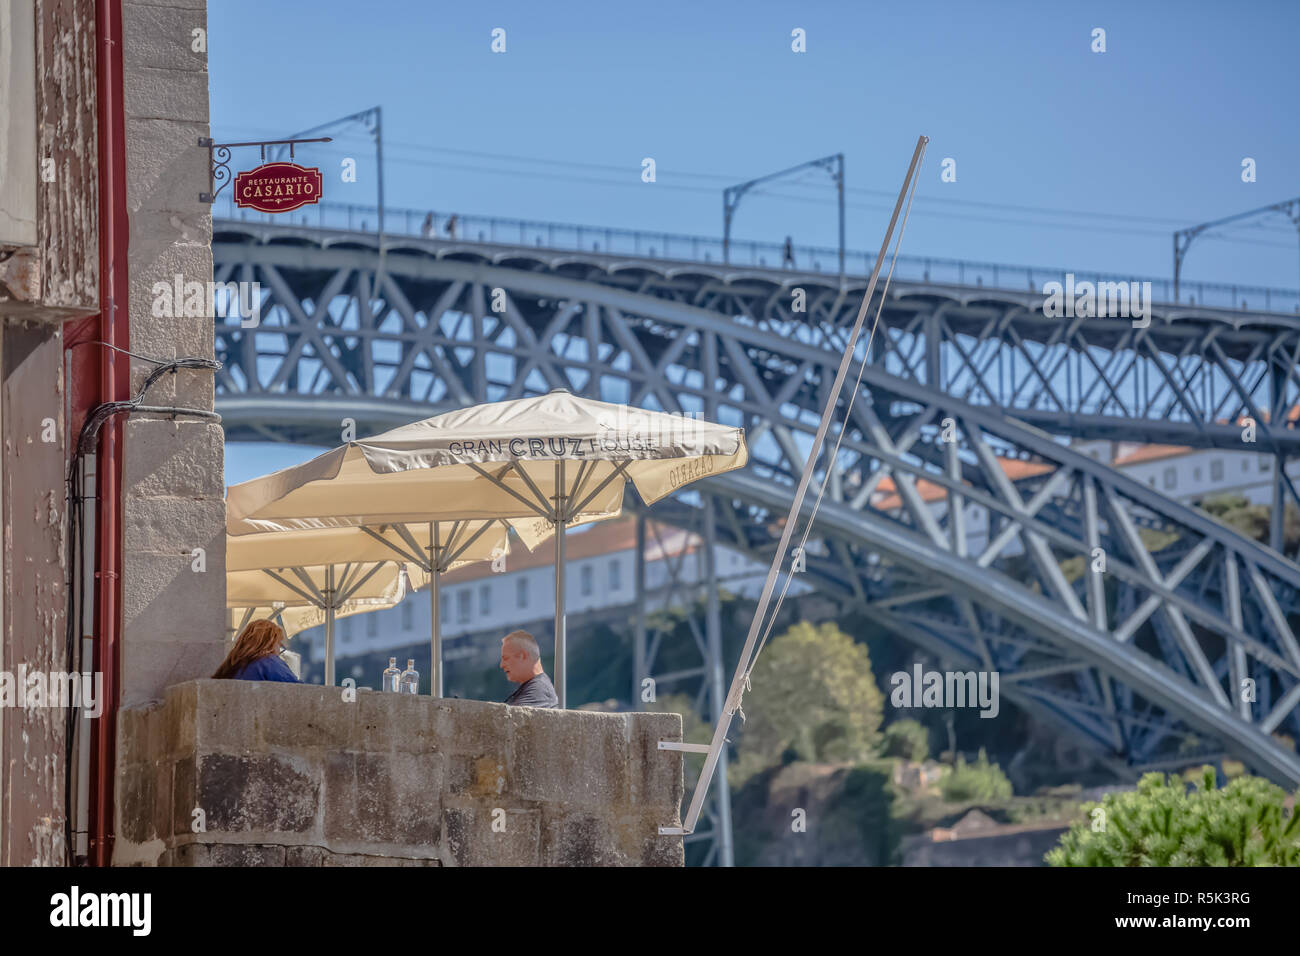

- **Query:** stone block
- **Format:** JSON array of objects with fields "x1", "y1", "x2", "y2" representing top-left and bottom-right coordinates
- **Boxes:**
[
  {"x1": 427, "y1": 697, "x2": 517, "y2": 757},
  {"x1": 285, "y1": 845, "x2": 325, "y2": 867},
  {"x1": 191, "y1": 678, "x2": 259, "y2": 751},
  {"x1": 355, "y1": 689, "x2": 441, "y2": 752},
  {"x1": 123, "y1": 420, "x2": 224, "y2": 499},
  {"x1": 126, "y1": 0, "x2": 207, "y2": 10},
  {"x1": 172, "y1": 754, "x2": 195, "y2": 837},
  {"x1": 541, "y1": 810, "x2": 625, "y2": 867},
  {"x1": 124, "y1": 68, "x2": 210, "y2": 126},
  {"x1": 120, "y1": 639, "x2": 227, "y2": 709},
  {"x1": 193, "y1": 752, "x2": 319, "y2": 835},
  {"x1": 207, "y1": 844, "x2": 285, "y2": 866},
  {"x1": 161, "y1": 680, "x2": 198, "y2": 758},
  {"x1": 255, "y1": 682, "x2": 359, "y2": 753},
  {"x1": 122, "y1": 492, "x2": 225, "y2": 558},
  {"x1": 323, "y1": 750, "x2": 441, "y2": 849},
  {"x1": 320, "y1": 852, "x2": 439, "y2": 867},
  {"x1": 510, "y1": 707, "x2": 627, "y2": 809},
  {"x1": 442, "y1": 805, "x2": 540, "y2": 867},
  {"x1": 129, "y1": 236, "x2": 214, "y2": 315},
  {"x1": 612, "y1": 812, "x2": 683, "y2": 867},
  {"x1": 444, "y1": 753, "x2": 510, "y2": 800},
  {"x1": 116, "y1": 702, "x2": 152, "y2": 768},
  {"x1": 116, "y1": 763, "x2": 157, "y2": 845},
  {"x1": 626, "y1": 712, "x2": 683, "y2": 811},
  {"x1": 123, "y1": 2, "x2": 208, "y2": 73},
  {"x1": 171, "y1": 842, "x2": 210, "y2": 866}
]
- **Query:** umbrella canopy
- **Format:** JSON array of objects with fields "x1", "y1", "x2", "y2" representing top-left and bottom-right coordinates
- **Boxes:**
[
  {"x1": 226, "y1": 388, "x2": 748, "y2": 705},
  {"x1": 226, "y1": 555, "x2": 426, "y2": 684},
  {"x1": 226, "y1": 521, "x2": 511, "y2": 574},
  {"x1": 227, "y1": 593, "x2": 402, "y2": 641},
  {"x1": 226, "y1": 390, "x2": 744, "y2": 532},
  {"x1": 225, "y1": 520, "x2": 511, "y2": 692}
]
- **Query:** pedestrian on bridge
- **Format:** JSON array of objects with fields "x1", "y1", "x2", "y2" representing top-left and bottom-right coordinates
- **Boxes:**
[
  {"x1": 446, "y1": 214, "x2": 459, "y2": 240},
  {"x1": 421, "y1": 212, "x2": 436, "y2": 238},
  {"x1": 783, "y1": 236, "x2": 795, "y2": 269}
]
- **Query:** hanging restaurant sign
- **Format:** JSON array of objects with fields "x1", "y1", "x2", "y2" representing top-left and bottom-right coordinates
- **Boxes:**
[
  {"x1": 198, "y1": 136, "x2": 332, "y2": 205},
  {"x1": 234, "y1": 161, "x2": 323, "y2": 214}
]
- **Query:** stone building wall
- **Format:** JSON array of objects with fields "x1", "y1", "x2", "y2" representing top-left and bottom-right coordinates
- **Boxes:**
[
  {"x1": 119, "y1": 0, "x2": 226, "y2": 706},
  {"x1": 115, "y1": 680, "x2": 686, "y2": 866}
]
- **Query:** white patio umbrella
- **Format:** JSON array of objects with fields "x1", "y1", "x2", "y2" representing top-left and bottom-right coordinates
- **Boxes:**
[
  {"x1": 226, "y1": 552, "x2": 427, "y2": 685},
  {"x1": 227, "y1": 388, "x2": 748, "y2": 706},
  {"x1": 226, "y1": 520, "x2": 515, "y2": 691}
]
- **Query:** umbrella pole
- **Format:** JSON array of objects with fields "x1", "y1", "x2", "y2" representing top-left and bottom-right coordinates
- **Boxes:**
[
  {"x1": 430, "y1": 564, "x2": 442, "y2": 698},
  {"x1": 554, "y1": 460, "x2": 567, "y2": 708},
  {"x1": 324, "y1": 564, "x2": 336, "y2": 687},
  {"x1": 554, "y1": 513, "x2": 566, "y2": 708}
]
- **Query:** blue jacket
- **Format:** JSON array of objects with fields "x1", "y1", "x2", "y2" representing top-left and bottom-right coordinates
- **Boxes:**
[{"x1": 233, "y1": 654, "x2": 301, "y2": 683}]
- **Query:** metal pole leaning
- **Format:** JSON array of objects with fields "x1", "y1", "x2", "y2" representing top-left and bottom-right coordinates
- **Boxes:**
[{"x1": 668, "y1": 135, "x2": 930, "y2": 836}]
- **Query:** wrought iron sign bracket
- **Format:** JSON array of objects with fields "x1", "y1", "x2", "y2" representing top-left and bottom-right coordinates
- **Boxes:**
[{"x1": 198, "y1": 136, "x2": 332, "y2": 204}]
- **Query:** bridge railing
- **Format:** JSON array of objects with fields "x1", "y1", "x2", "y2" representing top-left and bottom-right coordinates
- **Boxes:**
[{"x1": 213, "y1": 197, "x2": 1300, "y2": 314}]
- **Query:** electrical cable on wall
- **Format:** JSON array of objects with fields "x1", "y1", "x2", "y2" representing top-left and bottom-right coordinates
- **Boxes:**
[{"x1": 62, "y1": 343, "x2": 222, "y2": 864}]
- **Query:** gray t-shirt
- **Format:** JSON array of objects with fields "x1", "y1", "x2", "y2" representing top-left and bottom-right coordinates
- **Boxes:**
[{"x1": 504, "y1": 672, "x2": 558, "y2": 708}]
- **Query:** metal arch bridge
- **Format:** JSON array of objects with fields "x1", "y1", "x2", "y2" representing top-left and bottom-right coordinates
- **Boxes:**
[{"x1": 211, "y1": 219, "x2": 1300, "y2": 790}]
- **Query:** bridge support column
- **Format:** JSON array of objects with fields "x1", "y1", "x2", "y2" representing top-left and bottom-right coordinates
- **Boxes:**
[
  {"x1": 1271, "y1": 453, "x2": 1287, "y2": 555},
  {"x1": 633, "y1": 499, "x2": 735, "y2": 866},
  {"x1": 702, "y1": 496, "x2": 735, "y2": 867}
]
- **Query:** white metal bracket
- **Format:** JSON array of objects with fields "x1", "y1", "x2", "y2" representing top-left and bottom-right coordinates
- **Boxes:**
[
  {"x1": 658, "y1": 740, "x2": 712, "y2": 753},
  {"x1": 658, "y1": 827, "x2": 690, "y2": 835}
]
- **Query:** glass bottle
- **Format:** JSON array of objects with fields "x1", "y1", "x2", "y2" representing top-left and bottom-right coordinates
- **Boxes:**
[
  {"x1": 382, "y1": 657, "x2": 401, "y2": 693},
  {"x1": 399, "y1": 659, "x2": 419, "y2": 695}
]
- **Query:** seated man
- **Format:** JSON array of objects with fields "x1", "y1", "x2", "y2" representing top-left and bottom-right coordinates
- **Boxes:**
[{"x1": 499, "y1": 630, "x2": 558, "y2": 708}]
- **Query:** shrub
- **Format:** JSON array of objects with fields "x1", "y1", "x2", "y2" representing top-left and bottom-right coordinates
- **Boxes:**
[
  {"x1": 940, "y1": 748, "x2": 1013, "y2": 802},
  {"x1": 881, "y1": 718, "x2": 931, "y2": 762},
  {"x1": 1047, "y1": 766, "x2": 1300, "y2": 866}
]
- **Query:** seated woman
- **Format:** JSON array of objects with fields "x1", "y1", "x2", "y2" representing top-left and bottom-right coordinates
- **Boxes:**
[{"x1": 213, "y1": 619, "x2": 302, "y2": 682}]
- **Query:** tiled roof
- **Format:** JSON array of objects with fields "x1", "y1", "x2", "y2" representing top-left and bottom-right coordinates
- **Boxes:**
[
  {"x1": 871, "y1": 457, "x2": 1055, "y2": 511},
  {"x1": 436, "y1": 516, "x2": 697, "y2": 585}
]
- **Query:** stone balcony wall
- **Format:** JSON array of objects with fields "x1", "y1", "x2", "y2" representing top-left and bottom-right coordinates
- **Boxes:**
[{"x1": 114, "y1": 680, "x2": 685, "y2": 866}]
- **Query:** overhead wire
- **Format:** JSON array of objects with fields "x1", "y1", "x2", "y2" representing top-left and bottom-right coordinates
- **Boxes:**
[{"x1": 212, "y1": 124, "x2": 1297, "y2": 247}]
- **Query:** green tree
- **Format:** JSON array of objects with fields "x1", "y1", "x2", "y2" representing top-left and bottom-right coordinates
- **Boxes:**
[
  {"x1": 1201, "y1": 494, "x2": 1300, "y2": 552},
  {"x1": 1047, "y1": 767, "x2": 1300, "y2": 866},
  {"x1": 732, "y1": 621, "x2": 883, "y2": 784},
  {"x1": 940, "y1": 748, "x2": 1013, "y2": 802},
  {"x1": 881, "y1": 718, "x2": 931, "y2": 762}
]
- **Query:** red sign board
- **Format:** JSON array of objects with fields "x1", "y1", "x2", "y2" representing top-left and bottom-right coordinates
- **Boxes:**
[{"x1": 234, "y1": 161, "x2": 323, "y2": 213}]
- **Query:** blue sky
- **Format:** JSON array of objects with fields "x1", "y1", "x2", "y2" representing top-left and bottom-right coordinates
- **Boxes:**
[{"x1": 210, "y1": 0, "x2": 1299, "y2": 484}]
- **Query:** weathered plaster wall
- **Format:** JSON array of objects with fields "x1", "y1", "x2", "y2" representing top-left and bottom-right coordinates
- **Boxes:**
[
  {"x1": 0, "y1": 321, "x2": 68, "y2": 866},
  {"x1": 0, "y1": 0, "x2": 99, "y2": 319},
  {"x1": 0, "y1": 0, "x2": 98, "y2": 869},
  {"x1": 116, "y1": 681, "x2": 686, "y2": 867},
  {"x1": 119, "y1": 0, "x2": 225, "y2": 707}
]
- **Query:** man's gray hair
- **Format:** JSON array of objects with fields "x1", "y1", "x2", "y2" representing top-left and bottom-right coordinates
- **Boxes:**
[{"x1": 502, "y1": 629, "x2": 540, "y2": 663}]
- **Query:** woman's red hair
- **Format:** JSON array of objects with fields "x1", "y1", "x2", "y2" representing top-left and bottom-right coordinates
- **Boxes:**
[{"x1": 213, "y1": 619, "x2": 287, "y2": 679}]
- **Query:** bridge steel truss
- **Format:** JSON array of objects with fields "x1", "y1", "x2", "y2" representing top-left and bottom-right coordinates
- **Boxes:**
[{"x1": 212, "y1": 226, "x2": 1300, "y2": 799}]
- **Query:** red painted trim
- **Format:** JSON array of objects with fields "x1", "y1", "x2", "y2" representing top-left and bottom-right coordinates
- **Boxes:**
[{"x1": 88, "y1": 0, "x2": 128, "y2": 868}]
